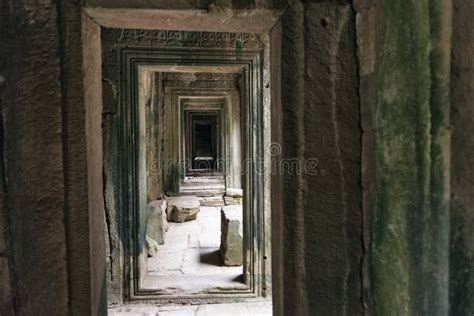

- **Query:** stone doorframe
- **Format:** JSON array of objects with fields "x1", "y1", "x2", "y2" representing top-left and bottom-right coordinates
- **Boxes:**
[
  {"x1": 181, "y1": 99, "x2": 226, "y2": 175},
  {"x1": 184, "y1": 109, "x2": 222, "y2": 173},
  {"x1": 179, "y1": 96, "x2": 242, "y2": 189},
  {"x1": 157, "y1": 73, "x2": 242, "y2": 194},
  {"x1": 102, "y1": 31, "x2": 273, "y2": 302}
]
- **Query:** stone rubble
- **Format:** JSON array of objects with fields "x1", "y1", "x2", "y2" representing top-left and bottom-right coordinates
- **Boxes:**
[
  {"x1": 146, "y1": 199, "x2": 168, "y2": 245},
  {"x1": 166, "y1": 196, "x2": 201, "y2": 223}
]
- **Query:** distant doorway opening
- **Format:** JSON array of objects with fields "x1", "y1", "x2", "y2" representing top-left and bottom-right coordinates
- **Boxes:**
[{"x1": 185, "y1": 111, "x2": 221, "y2": 174}]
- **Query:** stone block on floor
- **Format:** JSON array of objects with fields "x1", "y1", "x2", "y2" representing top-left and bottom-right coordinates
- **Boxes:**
[
  {"x1": 220, "y1": 205, "x2": 243, "y2": 266},
  {"x1": 166, "y1": 196, "x2": 200, "y2": 223},
  {"x1": 225, "y1": 188, "x2": 243, "y2": 197},
  {"x1": 198, "y1": 195, "x2": 225, "y2": 207},
  {"x1": 146, "y1": 235, "x2": 159, "y2": 257},
  {"x1": 147, "y1": 199, "x2": 168, "y2": 244},
  {"x1": 224, "y1": 188, "x2": 243, "y2": 205}
]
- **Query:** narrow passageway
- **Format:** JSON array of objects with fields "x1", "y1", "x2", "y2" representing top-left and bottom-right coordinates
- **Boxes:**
[{"x1": 100, "y1": 26, "x2": 271, "y2": 309}]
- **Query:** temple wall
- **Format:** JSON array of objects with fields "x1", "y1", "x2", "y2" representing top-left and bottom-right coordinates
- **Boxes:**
[
  {"x1": 450, "y1": 0, "x2": 474, "y2": 314},
  {"x1": 0, "y1": 0, "x2": 472, "y2": 315}
]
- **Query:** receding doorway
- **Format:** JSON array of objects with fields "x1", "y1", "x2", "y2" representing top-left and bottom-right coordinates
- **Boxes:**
[
  {"x1": 101, "y1": 27, "x2": 272, "y2": 304},
  {"x1": 185, "y1": 111, "x2": 221, "y2": 173},
  {"x1": 143, "y1": 72, "x2": 246, "y2": 295}
]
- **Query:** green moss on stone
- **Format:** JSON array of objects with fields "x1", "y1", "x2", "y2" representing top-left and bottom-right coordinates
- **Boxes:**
[
  {"x1": 372, "y1": 0, "x2": 436, "y2": 314},
  {"x1": 166, "y1": 162, "x2": 181, "y2": 196}
]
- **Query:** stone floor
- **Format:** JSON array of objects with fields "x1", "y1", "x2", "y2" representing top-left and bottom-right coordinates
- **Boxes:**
[
  {"x1": 108, "y1": 301, "x2": 273, "y2": 316},
  {"x1": 144, "y1": 206, "x2": 244, "y2": 294}
]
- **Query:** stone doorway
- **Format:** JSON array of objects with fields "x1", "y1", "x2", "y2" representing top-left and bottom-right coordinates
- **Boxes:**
[
  {"x1": 101, "y1": 28, "x2": 273, "y2": 304},
  {"x1": 144, "y1": 75, "x2": 245, "y2": 295},
  {"x1": 186, "y1": 111, "x2": 220, "y2": 173}
]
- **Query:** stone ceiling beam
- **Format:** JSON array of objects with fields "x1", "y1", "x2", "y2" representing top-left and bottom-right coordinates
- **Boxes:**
[{"x1": 84, "y1": 8, "x2": 281, "y2": 33}]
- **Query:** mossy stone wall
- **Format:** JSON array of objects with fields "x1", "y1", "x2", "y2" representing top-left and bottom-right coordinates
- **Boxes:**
[{"x1": 371, "y1": 0, "x2": 452, "y2": 314}]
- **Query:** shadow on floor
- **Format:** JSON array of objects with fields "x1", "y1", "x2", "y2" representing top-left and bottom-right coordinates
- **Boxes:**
[
  {"x1": 232, "y1": 274, "x2": 244, "y2": 283},
  {"x1": 200, "y1": 249, "x2": 224, "y2": 266}
]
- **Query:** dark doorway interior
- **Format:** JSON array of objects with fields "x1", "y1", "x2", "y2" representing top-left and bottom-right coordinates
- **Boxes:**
[
  {"x1": 192, "y1": 115, "x2": 217, "y2": 170},
  {"x1": 185, "y1": 111, "x2": 221, "y2": 174}
]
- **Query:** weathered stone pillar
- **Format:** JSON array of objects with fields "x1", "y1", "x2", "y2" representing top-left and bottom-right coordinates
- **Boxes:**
[
  {"x1": 370, "y1": 0, "x2": 452, "y2": 314},
  {"x1": 0, "y1": 1, "x2": 107, "y2": 314},
  {"x1": 0, "y1": 1, "x2": 69, "y2": 314},
  {"x1": 278, "y1": 1, "x2": 363, "y2": 314}
]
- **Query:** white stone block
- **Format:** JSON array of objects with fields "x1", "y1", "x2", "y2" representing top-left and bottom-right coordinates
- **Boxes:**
[
  {"x1": 147, "y1": 199, "x2": 168, "y2": 245},
  {"x1": 220, "y1": 205, "x2": 243, "y2": 266}
]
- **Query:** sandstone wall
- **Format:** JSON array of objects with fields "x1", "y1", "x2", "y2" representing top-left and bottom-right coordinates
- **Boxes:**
[
  {"x1": 0, "y1": 1, "x2": 70, "y2": 314},
  {"x1": 0, "y1": 9, "x2": 14, "y2": 311},
  {"x1": 0, "y1": 1, "x2": 107, "y2": 314},
  {"x1": 369, "y1": 0, "x2": 453, "y2": 314},
  {"x1": 450, "y1": 0, "x2": 474, "y2": 314},
  {"x1": 276, "y1": 1, "x2": 364, "y2": 314}
]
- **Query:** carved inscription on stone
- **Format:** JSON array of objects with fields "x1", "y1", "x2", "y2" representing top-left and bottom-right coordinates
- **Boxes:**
[{"x1": 102, "y1": 29, "x2": 263, "y2": 49}]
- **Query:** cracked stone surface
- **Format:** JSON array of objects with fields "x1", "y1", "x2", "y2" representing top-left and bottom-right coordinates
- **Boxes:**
[{"x1": 145, "y1": 206, "x2": 244, "y2": 294}]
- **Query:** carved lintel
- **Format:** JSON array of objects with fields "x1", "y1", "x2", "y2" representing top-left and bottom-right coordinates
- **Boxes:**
[{"x1": 102, "y1": 28, "x2": 263, "y2": 49}]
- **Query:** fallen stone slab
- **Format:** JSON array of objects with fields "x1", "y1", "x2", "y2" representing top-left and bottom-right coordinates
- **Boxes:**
[
  {"x1": 225, "y1": 188, "x2": 243, "y2": 198},
  {"x1": 166, "y1": 196, "x2": 200, "y2": 223},
  {"x1": 199, "y1": 195, "x2": 225, "y2": 207},
  {"x1": 147, "y1": 199, "x2": 168, "y2": 245},
  {"x1": 220, "y1": 205, "x2": 243, "y2": 266}
]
